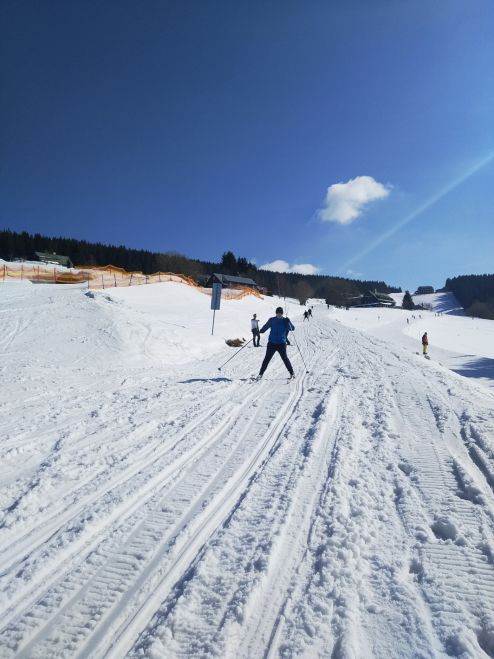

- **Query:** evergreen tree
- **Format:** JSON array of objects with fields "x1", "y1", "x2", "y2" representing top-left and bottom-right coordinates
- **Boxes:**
[
  {"x1": 467, "y1": 300, "x2": 494, "y2": 320},
  {"x1": 236, "y1": 256, "x2": 256, "y2": 275},
  {"x1": 402, "y1": 291, "x2": 414, "y2": 310},
  {"x1": 0, "y1": 230, "x2": 402, "y2": 300},
  {"x1": 445, "y1": 274, "x2": 494, "y2": 318}
]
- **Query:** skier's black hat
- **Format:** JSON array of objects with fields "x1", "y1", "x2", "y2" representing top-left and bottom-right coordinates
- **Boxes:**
[{"x1": 275, "y1": 307, "x2": 283, "y2": 314}]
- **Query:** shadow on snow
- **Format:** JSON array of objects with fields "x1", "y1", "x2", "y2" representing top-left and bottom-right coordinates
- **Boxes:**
[
  {"x1": 179, "y1": 377, "x2": 233, "y2": 384},
  {"x1": 451, "y1": 355, "x2": 494, "y2": 382}
]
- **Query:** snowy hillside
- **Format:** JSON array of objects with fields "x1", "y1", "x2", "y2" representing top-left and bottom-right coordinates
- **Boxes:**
[
  {"x1": 389, "y1": 291, "x2": 465, "y2": 315},
  {"x1": 338, "y1": 292, "x2": 494, "y2": 390},
  {"x1": 2, "y1": 281, "x2": 494, "y2": 658}
]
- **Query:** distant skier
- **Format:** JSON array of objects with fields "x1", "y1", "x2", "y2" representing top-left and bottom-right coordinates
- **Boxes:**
[
  {"x1": 422, "y1": 332, "x2": 428, "y2": 355},
  {"x1": 251, "y1": 313, "x2": 260, "y2": 347},
  {"x1": 257, "y1": 307, "x2": 295, "y2": 379},
  {"x1": 303, "y1": 310, "x2": 309, "y2": 321},
  {"x1": 308, "y1": 308, "x2": 312, "y2": 317}
]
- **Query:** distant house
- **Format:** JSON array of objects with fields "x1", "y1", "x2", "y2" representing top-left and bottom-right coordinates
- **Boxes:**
[
  {"x1": 415, "y1": 286, "x2": 435, "y2": 295},
  {"x1": 35, "y1": 252, "x2": 73, "y2": 268},
  {"x1": 206, "y1": 273, "x2": 260, "y2": 290},
  {"x1": 355, "y1": 290, "x2": 396, "y2": 307}
]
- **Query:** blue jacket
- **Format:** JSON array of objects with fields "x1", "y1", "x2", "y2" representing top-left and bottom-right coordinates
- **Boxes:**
[{"x1": 260, "y1": 316, "x2": 294, "y2": 345}]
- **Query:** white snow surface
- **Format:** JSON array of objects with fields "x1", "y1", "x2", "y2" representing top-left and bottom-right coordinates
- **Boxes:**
[{"x1": 2, "y1": 281, "x2": 494, "y2": 658}]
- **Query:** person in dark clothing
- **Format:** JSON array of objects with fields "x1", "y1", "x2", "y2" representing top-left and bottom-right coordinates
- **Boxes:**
[
  {"x1": 251, "y1": 313, "x2": 260, "y2": 347},
  {"x1": 258, "y1": 307, "x2": 295, "y2": 378},
  {"x1": 303, "y1": 310, "x2": 309, "y2": 321},
  {"x1": 422, "y1": 332, "x2": 428, "y2": 355}
]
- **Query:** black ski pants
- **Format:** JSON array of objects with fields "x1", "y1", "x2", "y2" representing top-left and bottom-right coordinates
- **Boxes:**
[
  {"x1": 252, "y1": 329, "x2": 260, "y2": 347},
  {"x1": 259, "y1": 342, "x2": 294, "y2": 376}
]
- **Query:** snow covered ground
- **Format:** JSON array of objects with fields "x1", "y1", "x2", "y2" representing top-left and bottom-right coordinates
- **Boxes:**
[
  {"x1": 331, "y1": 291, "x2": 494, "y2": 391},
  {"x1": 1, "y1": 281, "x2": 494, "y2": 658}
]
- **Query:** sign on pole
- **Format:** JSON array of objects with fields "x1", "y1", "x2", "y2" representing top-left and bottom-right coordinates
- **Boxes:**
[
  {"x1": 211, "y1": 283, "x2": 222, "y2": 310},
  {"x1": 211, "y1": 282, "x2": 222, "y2": 335}
]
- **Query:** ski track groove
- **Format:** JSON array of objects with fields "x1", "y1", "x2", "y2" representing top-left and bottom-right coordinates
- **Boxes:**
[
  {"x1": 125, "y1": 353, "x2": 341, "y2": 658},
  {"x1": 0, "y1": 375, "x2": 265, "y2": 637},
  {"x1": 0, "y1": 388, "x2": 218, "y2": 553},
  {"x1": 372, "y1": 348, "x2": 494, "y2": 656},
  {"x1": 101, "y1": 360, "x2": 321, "y2": 659},
  {"x1": 0, "y1": 344, "x2": 314, "y2": 657},
  {"x1": 251, "y1": 382, "x2": 343, "y2": 659},
  {"x1": 2, "y1": 314, "x2": 494, "y2": 658}
]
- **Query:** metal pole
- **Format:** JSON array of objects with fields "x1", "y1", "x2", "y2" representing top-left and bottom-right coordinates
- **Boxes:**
[
  {"x1": 218, "y1": 338, "x2": 253, "y2": 371},
  {"x1": 211, "y1": 308, "x2": 216, "y2": 335},
  {"x1": 291, "y1": 334, "x2": 309, "y2": 373}
]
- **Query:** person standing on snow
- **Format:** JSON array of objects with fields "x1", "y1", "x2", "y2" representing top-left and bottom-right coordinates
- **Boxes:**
[
  {"x1": 257, "y1": 307, "x2": 295, "y2": 379},
  {"x1": 422, "y1": 331, "x2": 429, "y2": 355},
  {"x1": 251, "y1": 313, "x2": 261, "y2": 347}
]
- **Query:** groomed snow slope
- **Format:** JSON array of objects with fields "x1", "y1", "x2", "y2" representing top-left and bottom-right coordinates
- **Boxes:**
[
  {"x1": 332, "y1": 292, "x2": 494, "y2": 390},
  {"x1": 1, "y1": 282, "x2": 494, "y2": 658}
]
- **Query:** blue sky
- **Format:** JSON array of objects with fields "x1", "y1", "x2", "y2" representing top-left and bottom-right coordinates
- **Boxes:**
[{"x1": 1, "y1": 0, "x2": 493, "y2": 291}]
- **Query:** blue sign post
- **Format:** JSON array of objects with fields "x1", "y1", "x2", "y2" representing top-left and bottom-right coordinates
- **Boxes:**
[{"x1": 211, "y1": 283, "x2": 222, "y2": 335}]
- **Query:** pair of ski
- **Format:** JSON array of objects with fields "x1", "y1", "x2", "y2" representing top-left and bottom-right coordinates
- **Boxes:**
[{"x1": 253, "y1": 374, "x2": 296, "y2": 381}]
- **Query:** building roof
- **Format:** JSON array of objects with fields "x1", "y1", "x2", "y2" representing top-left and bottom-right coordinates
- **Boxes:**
[
  {"x1": 357, "y1": 290, "x2": 396, "y2": 307},
  {"x1": 209, "y1": 273, "x2": 258, "y2": 287},
  {"x1": 35, "y1": 252, "x2": 73, "y2": 268}
]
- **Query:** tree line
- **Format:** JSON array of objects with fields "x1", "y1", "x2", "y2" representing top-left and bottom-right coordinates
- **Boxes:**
[
  {"x1": 0, "y1": 229, "x2": 401, "y2": 305},
  {"x1": 0, "y1": 229, "x2": 209, "y2": 277},
  {"x1": 445, "y1": 274, "x2": 494, "y2": 320}
]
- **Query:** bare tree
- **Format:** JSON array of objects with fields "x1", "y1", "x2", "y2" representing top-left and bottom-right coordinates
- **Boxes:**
[{"x1": 293, "y1": 280, "x2": 314, "y2": 305}]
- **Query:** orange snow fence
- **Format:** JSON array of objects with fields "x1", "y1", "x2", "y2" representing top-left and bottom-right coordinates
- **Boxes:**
[
  {"x1": 0, "y1": 263, "x2": 263, "y2": 300},
  {"x1": 1, "y1": 263, "x2": 89, "y2": 284}
]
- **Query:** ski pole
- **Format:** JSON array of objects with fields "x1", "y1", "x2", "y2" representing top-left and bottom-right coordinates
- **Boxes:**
[
  {"x1": 218, "y1": 338, "x2": 253, "y2": 371},
  {"x1": 291, "y1": 334, "x2": 309, "y2": 373}
]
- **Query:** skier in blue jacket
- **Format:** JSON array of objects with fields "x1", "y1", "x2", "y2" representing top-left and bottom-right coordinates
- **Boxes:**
[{"x1": 257, "y1": 307, "x2": 295, "y2": 378}]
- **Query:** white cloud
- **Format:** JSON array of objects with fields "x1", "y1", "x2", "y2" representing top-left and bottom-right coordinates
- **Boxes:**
[
  {"x1": 293, "y1": 263, "x2": 321, "y2": 275},
  {"x1": 259, "y1": 259, "x2": 320, "y2": 275},
  {"x1": 345, "y1": 269, "x2": 363, "y2": 279},
  {"x1": 319, "y1": 175, "x2": 391, "y2": 224}
]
